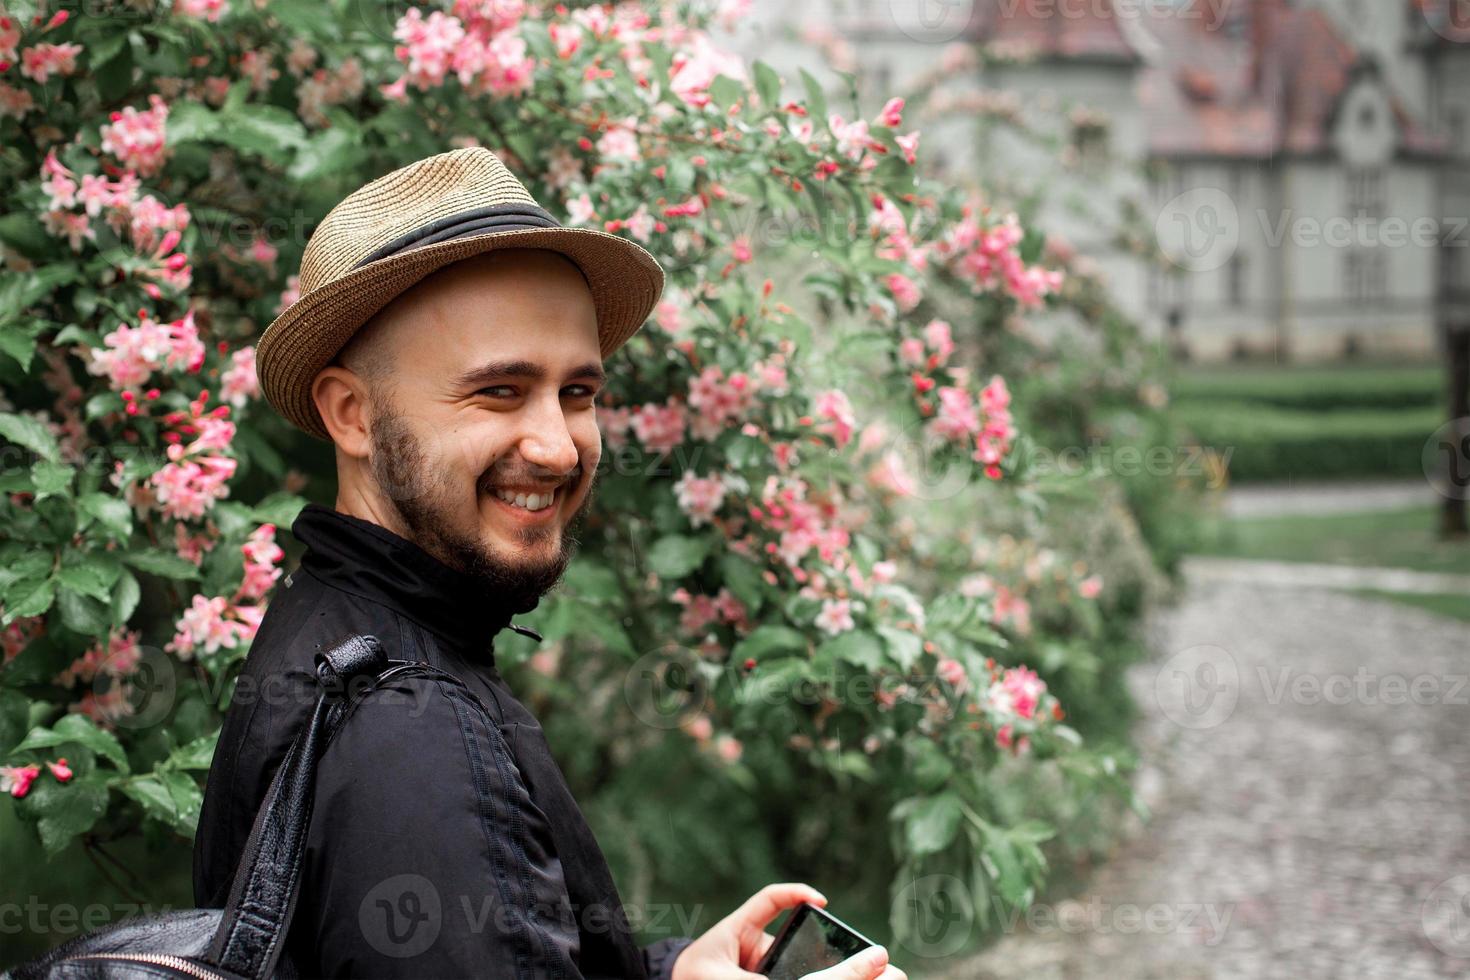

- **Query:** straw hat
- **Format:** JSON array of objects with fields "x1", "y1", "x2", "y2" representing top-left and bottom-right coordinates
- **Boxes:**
[{"x1": 256, "y1": 146, "x2": 665, "y2": 439}]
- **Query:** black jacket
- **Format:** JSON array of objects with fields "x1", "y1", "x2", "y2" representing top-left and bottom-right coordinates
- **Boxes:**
[{"x1": 193, "y1": 504, "x2": 693, "y2": 979}]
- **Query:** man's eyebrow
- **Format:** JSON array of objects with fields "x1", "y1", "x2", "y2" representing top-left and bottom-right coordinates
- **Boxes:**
[{"x1": 453, "y1": 359, "x2": 606, "y2": 388}]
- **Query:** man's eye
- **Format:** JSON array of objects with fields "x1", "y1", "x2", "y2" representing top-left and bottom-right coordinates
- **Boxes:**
[
  {"x1": 477, "y1": 385, "x2": 517, "y2": 398},
  {"x1": 563, "y1": 385, "x2": 598, "y2": 399}
]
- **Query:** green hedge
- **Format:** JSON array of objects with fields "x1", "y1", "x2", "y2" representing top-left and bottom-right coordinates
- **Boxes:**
[
  {"x1": 1174, "y1": 365, "x2": 1441, "y2": 413},
  {"x1": 1177, "y1": 400, "x2": 1441, "y2": 482}
]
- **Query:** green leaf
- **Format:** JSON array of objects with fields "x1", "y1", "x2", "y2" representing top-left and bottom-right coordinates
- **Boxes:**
[
  {"x1": 718, "y1": 554, "x2": 766, "y2": 613},
  {"x1": 124, "y1": 549, "x2": 200, "y2": 580},
  {"x1": 0, "y1": 322, "x2": 37, "y2": 371},
  {"x1": 753, "y1": 60, "x2": 782, "y2": 110},
  {"x1": 0, "y1": 688, "x2": 30, "y2": 756},
  {"x1": 78, "y1": 493, "x2": 134, "y2": 539},
  {"x1": 731, "y1": 624, "x2": 806, "y2": 663},
  {"x1": 57, "y1": 590, "x2": 110, "y2": 636},
  {"x1": 164, "y1": 101, "x2": 220, "y2": 145},
  {"x1": 17, "y1": 714, "x2": 130, "y2": 773},
  {"x1": 645, "y1": 534, "x2": 711, "y2": 578},
  {"x1": 111, "y1": 570, "x2": 141, "y2": 626},
  {"x1": 164, "y1": 732, "x2": 218, "y2": 771},
  {"x1": 16, "y1": 774, "x2": 109, "y2": 856},
  {"x1": 877, "y1": 626, "x2": 923, "y2": 671},
  {"x1": 288, "y1": 126, "x2": 362, "y2": 183},
  {"x1": 707, "y1": 73, "x2": 744, "y2": 112},
  {"x1": 799, "y1": 68, "x2": 829, "y2": 129},
  {"x1": 120, "y1": 770, "x2": 203, "y2": 837},
  {"x1": 906, "y1": 791, "x2": 963, "y2": 856},
  {"x1": 4, "y1": 578, "x2": 55, "y2": 622},
  {"x1": 0, "y1": 412, "x2": 59, "y2": 462},
  {"x1": 29, "y1": 460, "x2": 72, "y2": 501},
  {"x1": 816, "y1": 630, "x2": 885, "y2": 671},
  {"x1": 57, "y1": 552, "x2": 122, "y2": 602}
]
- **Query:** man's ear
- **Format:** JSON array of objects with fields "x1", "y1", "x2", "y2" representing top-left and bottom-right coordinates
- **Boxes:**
[{"x1": 312, "y1": 366, "x2": 373, "y2": 459}]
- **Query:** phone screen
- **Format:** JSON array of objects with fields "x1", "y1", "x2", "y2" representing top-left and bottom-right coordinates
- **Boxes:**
[{"x1": 758, "y1": 904, "x2": 875, "y2": 980}]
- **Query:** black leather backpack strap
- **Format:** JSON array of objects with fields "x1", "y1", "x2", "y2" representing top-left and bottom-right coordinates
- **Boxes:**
[{"x1": 204, "y1": 634, "x2": 389, "y2": 980}]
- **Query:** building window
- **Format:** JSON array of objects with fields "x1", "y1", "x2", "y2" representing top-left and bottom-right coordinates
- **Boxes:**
[
  {"x1": 1226, "y1": 253, "x2": 1247, "y2": 308},
  {"x1": 1345, "y1": 250, "x2": 1388, "y2": 304},
  {"x1": 1346, "y1": 167, "x2": 1384, "y2": 219}
]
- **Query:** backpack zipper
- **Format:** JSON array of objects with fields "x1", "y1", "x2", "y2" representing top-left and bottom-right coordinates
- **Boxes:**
[{"x1": 64, "y1": 952, "x2": 229, "y2": 979}]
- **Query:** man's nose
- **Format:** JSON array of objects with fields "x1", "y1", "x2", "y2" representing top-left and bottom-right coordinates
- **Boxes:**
[{"x1": 518, "y1": 400, "x2": 581, "y2": 474}]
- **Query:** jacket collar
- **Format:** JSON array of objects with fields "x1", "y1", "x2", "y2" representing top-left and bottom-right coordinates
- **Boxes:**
[{"x1": 290, "y1": 504, "x2": 541, "y2": 655}]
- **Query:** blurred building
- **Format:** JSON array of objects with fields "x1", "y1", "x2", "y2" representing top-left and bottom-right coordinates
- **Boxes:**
[{"x1": 736, "y1": 0, "x2": 1470, "y2": 362}]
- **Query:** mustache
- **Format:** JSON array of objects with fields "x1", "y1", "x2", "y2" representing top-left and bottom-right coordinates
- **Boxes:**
[{"x1": 475, "y1": 460, "x2": 585, "y2": 493}]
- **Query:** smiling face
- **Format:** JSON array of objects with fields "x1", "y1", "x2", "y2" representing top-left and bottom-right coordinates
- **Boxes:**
[{"x1": 312, "y1": 248, "x2": 605, "y2": 610}]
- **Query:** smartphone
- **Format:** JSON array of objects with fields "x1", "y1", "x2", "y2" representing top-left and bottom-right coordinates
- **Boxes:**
[{"x1": 756, "y1": 902, "x2": 878, "y2": 980}]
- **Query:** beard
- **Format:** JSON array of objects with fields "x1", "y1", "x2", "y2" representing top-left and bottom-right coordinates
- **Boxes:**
[{"x1": 368, "y1": 403, "x2": 596, "y2": 614}]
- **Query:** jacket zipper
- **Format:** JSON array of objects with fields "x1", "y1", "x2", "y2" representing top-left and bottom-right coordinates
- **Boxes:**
[{"x1": 63, "y1": 953, "x2": 229, "y2": 979}]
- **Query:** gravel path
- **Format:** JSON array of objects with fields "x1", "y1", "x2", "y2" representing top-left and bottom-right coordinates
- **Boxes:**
[
  {"x1": 939, "y1": 576, "x2": 1470, "y2": 980},
  {"x1": 1221, "y1": 481, "x2": 1433, "y2": 518}
]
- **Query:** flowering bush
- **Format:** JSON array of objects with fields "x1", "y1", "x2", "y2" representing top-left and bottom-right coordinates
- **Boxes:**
[{"x1": 0, "y1": 0, "x2": 1172, "y2": 956}]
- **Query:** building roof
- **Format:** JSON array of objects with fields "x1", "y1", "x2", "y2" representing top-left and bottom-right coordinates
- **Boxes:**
[
  {"x1": 975, "y1": 0, "x2": 1446, "y2": 159},
  {"x1": 971, "y1": 0, "x2": 1141, "y2": 64}
]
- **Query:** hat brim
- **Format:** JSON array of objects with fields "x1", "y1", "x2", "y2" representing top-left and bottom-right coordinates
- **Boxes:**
[{"x1": 256, "y1": 225, "x2": 664, "y2": 440}]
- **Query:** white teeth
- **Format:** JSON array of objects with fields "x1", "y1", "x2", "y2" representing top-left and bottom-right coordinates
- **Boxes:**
[{"x1": 494, "y1": 488, "x2": 553, "y2": 511}]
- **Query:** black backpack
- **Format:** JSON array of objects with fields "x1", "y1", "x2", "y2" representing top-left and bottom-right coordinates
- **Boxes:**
[{"x1": 5, "y1": 634, "x2": 437, "y2": 980}]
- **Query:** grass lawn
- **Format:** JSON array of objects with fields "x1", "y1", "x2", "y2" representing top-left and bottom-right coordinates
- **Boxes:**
[
  {"x1": 1195, "y1": 506, "x2": 1470, "y2": 577},
  {"x1": 1350, "y1": 590, "x2": 1470, "y2": 623}
]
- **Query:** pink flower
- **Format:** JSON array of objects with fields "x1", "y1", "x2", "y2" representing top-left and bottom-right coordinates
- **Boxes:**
[
  {"x1": 1078, "y1": 575, "x2": 1103, "y2": 599},
  {"x1": 871, "y1": 560, "x2": 897, "y2": 583},
  {"x1": 19, "y1": 42, "x2": 82, "y2": 83},
  {"x1": 990, "y1": 666, "x2": 1046, "y2": 720},
  {"x1": 100, "y1": 95, "x2": 170, "y2": 177},
  {"x1": 884, "y1": 272, "x2": 921, "y2": 312},
  {"x1": 1, "y1": 765, "x2": 40, "y2": 799},
  {"x1": 86, "y1": 311, "x2": 206, "y2": 392},
  {"x1": 46, "y1": 758, "x2": 73, "y2": 782},
  {"x1": 814, "y1": 389, "x2": 856, "y2": 449},
  {"x1": 673, "y1": 471, "x2": 727, "y2": 528},
  {"x1": 238, "y1": 524, "x2": 284, "y2": 601},
  {"x1": 57, "y1": 629, "x2": 142, "y2": 687},
  {"x1": 923, "y1": 319, "x2": 955, "y2": 360},
  {"x1": 668, "y1": 33, "x2": 747, "y2": 109},
  {"x1": 815, "y1": 598, "x2": 855, "y2": 635},
  {"x1": 630, "y1": 399, "x2": 688, "y2": 454},
  {"x1": 150, "y1": 456, "x2": 237, "y2": 520},
  {"x1": 393, "y1": 8, "x2": 466, "y2": 89},
  {"x1": 896, "y1": 131, "x2": 920, "y2": 165},
  {"x1": 878, "y1": 96, "x2": 904, "y2": 128},
  {"x1": 899, "y1": 337, "x2": 925, "y2": 365},
  {"x1": 937, "y1": 656, "x2": 967, "y2": 693},
  {"x1": 597, "y1": 404, "x2": 634, "y2": 450},
  {"x1": 169, "y1": 593, "x2": 247, "y2": 659},
  {"x1": 683, "y1": 715, "x2": 713, "y2": 741},
  {"x1": 566, "y1": 192, "x2": 596, "y2": 227},
  {"x1": 220, "y1": 346, "x2": 259, "y2": 407},
  {"x1": 687, "y1": 365, "x2": 755, "y2": 439},
  {"x1": 596, "y1": 121, "x2": 641, "y2": 162},
  {"x1": 0, "y1": 83, "x2": 35, "y2": 120},
  {"x1": 175, "y1": 0, "x2": 228, "y2": 21},
  {"x1": 714, "y1": 734, "x2": 743, "y2": 763},
  {"x1": 930, "y1": 386, "x2": 980, "y2": 442}
]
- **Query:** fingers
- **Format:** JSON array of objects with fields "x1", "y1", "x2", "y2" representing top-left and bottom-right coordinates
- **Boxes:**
[
  {"x1": 801, "y1": 945, "x2": 890, "y2": 980},
  {"x1": 734, "y1": 882, "x2": 828, "y2": 929}
]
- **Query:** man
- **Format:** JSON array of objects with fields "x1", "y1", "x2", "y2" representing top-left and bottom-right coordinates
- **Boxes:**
[{"x1": 193, "y1": 148, "x2": 905, "y2": 980}]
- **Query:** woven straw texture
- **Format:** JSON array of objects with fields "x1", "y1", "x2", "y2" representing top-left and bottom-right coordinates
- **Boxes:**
[{"x1": 257, "y1": 147, "x2": 664, "y2": 440}]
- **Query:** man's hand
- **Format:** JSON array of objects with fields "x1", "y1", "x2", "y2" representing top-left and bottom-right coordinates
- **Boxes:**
[{"x1": 669, "y1": 883, "x2": 907, "y2": 980}]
